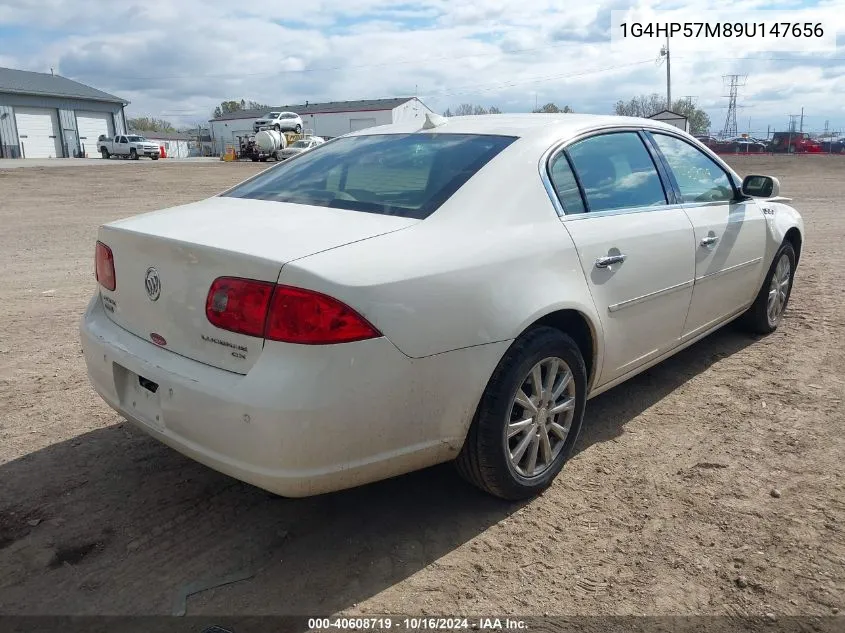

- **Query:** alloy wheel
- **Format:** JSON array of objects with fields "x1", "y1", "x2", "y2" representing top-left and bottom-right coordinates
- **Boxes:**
[
  {"x1": 767, "y1": 253, "x2": 792, "y2": 326},
  {"x1": 505, "y1": 357, "x2": 576, "y2": 478}
]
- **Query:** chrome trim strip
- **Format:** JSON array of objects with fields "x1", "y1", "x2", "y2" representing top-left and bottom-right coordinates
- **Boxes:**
[
  {"x1": 695, "y1": 257, "x2": 763, "y2": 283},
  {"x1": 607, "y1": 279, "x2": 694, "y2": 313}
]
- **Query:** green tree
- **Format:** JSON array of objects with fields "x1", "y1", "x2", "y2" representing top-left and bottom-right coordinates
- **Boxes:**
[
  {"x1": 613, "y1": 94, "x2": 710, "y2": 134},
  {"x1": 127, "y1": 117, "x2": 175, "y2": 132},
  {"x1": 212, "y1": 99, "x2": 272, "y2": 119},
  {"x1": 533, "y1": 103, "x2": 573, "y2": 113}
]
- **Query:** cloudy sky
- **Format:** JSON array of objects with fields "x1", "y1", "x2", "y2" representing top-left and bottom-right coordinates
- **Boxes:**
[{"x1": 1, "y1": 0, "x2": 844, "y2": 136}]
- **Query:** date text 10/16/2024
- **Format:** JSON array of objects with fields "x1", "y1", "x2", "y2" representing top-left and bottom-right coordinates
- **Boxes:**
[{"x1": 308, "y1": 617, "x2": 528, "y2": 631}]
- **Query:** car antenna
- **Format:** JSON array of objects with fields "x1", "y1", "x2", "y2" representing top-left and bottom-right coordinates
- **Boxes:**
[{"x1": 421, "y1": 112, "x2": 448, "y2": 130}]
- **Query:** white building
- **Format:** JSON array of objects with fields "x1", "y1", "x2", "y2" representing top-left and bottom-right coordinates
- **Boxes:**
[
  {"x1": 648, "y1": 109, "x2": 690, "y2": 133},
  {"x1": 132, "y1": 130, "x2": 193, "y2": 158},
  {"x1": 0, "y1": 66, "x2": 128, "y2": 159},
  {"x1": 209, "y1": 97, "x2": 432, "y2": 155}
]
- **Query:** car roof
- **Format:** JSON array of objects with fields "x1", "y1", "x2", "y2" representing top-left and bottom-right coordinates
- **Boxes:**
[{"x1": 346, "y1": 113, "x2": 689, "y2": 142}]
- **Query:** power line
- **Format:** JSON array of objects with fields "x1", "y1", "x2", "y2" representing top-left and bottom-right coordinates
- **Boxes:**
[
  {"x1": 102, "y1": 42, "x2": 587, "y2": 82},
  {"x1": 419, "y1": 59, "x2": 655, "y2": 99}
]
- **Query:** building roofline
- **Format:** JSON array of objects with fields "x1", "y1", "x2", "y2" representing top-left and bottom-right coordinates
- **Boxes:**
[{"x1": 208, "y1": 97, "x2": 417, "y2": 122}]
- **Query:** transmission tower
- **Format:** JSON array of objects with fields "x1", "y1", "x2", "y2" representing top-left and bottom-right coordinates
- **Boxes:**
[{"x1": 720, "y1": 75, "x2": 746, "y2": 139}]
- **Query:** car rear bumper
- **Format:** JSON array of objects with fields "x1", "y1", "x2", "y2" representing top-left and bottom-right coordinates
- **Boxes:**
[{"x1": 80, "y1": 295, "x2": 506, "y2": 496}]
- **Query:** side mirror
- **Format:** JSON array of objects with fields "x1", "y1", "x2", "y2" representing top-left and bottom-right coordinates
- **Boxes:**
[{"x1": 742, "y1": 174, "x2": 780, "y2": 198}]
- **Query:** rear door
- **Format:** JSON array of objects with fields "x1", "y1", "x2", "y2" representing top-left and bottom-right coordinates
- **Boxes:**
[
  {"x1": 647, "y1": 132, "x2": 766, "y2": 339},
  {"x1": 549, "y1": 131, "x2": 696, "y2": 386}
]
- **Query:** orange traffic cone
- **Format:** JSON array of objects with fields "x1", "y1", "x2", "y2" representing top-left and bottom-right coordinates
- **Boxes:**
[{"x1": 159, "y1": 145, "x2": 167, "y2": 158}]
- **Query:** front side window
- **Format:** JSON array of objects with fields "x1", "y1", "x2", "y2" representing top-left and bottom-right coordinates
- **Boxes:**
[
  {"x1": 223, "y1": 133, "x2": 516, "y2": 219},
  {"x1": 281, "y1": 113, "x2": 297, "y2": 119},
  {"x1": 566, "y1": 132, "x2": 667, "y2": 212},
  {"x1": 650, "y1": 133, "x2": 734, "y2": 203}
]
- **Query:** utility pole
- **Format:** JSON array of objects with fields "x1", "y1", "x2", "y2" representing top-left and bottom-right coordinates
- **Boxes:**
[
  {"x1": 660, "y1": 36, "x2": 671, "y2": 109},
  {"x1": 799, "y1": 107, "x2": 804, "y2": 132},
  {"x1": 787, "y1": 114, "x2": 801, "y2": 154}
]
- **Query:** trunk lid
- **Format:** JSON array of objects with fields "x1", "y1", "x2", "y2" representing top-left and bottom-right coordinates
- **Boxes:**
[{"x1": 97, "y1": 197, "x2": 417, "y2": 374}]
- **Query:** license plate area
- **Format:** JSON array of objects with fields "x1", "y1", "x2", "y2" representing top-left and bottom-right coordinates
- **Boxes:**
[{"x1": 113, "y1": 364, "x2": 164, "y2": 431}]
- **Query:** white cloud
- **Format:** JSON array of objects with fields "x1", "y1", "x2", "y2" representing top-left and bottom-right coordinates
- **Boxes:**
[{"x1": 0, "y1": 0, "x2": 844, "y2": 135}]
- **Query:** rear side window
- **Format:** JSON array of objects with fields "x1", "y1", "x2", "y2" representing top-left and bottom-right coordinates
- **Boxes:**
[
  {"x1": 548, "y1": 153, "x2": 586, "y2": 214},
  {"x1": 224, "y1": 133, "x2": 516, "y2": 219},
  {"x1": 567, "y1": 132, "x2": 666, "y2": 212}
]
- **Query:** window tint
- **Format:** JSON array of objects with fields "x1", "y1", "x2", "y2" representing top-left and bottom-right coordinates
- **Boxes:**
[
  {"x1": 548, "y1": 154, "x2": 586, "y2": 214},
  {"x1": 223, "y1": 133, "x2": 516, "y2": 219},
  {"x1": 567, "y1": 133, "x2": 666, "y2": 212},
  {"x1": 651, "y1": 133, "x2": 734, "y2": 203}
]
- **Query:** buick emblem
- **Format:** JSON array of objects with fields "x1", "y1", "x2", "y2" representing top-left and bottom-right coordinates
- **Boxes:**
[{"x1": 144, "y1": 267, "x2": 161, "y2": 301}]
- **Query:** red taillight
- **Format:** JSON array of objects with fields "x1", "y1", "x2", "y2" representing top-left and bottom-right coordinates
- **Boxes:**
[
  {"x1": 204, "y1": 278, "x2": 381, "y2": 344},
  {"x1": 95, "y1": 241, "x2": 116, "y2": 291},
  {"x1": 265, "y1": 285, "x2": 381, "y2": 344},
  {"x1": 205, "y1": 277, "x2": 275, "y2": 338}
]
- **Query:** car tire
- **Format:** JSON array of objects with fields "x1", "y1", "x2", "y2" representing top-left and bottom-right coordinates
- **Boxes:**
[
  {"x1": 250, "y1": 157, "x2": 258, "y2": 162},
  {"x1": 295, "y1": 124, "x2": 302, "y2": 134},
  {"x1": 456, "y1": 326, "x2": 587, "y2": 500},
  {"x1": 151, "y1": 155, "x2": 159, "y2": 161},
  {"x1": 101, "y1": 149, "x2": 109, "y2": 159},
  {"x1": 274, "y1": 124, "x2": 280, "y2": 132},
  {"x1": 739, "y1": 242, "x2": 796, "y2": 335},
  {"x1": 130, "y1": 149, "x2": 138, "y2": 160}
]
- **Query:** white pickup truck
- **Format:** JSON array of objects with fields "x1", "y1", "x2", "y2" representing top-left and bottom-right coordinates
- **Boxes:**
[{"x1": 97, "y1": 135, "x2": 161, "y2": 160}]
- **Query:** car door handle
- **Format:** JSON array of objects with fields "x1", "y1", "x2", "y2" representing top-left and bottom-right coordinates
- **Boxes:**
[
  {"x1": 595, "y1": 254, "x2": 627, "y2": 268},
  {"x1": 700, "y1": 235, "x2": 719, "y2": 247}
]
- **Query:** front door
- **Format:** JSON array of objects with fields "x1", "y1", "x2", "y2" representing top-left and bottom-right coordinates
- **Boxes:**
[
  {"x1": 647, "y1": 132, "x2": 767, "y2": 339},
  {"x1": 548, "y1": 131, "x2": 696, "y2": 386}
]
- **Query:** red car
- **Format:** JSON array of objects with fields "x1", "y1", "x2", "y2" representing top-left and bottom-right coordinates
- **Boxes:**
[{"x1": 769, "y1": 132, "x2": 822, "y2": 153}]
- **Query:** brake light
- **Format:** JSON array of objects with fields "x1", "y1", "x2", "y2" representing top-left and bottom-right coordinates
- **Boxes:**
[
  {"x1": 95, "y1": 241, "x2": 116, "y2": 291},
  {"x1": 205, "y1": 277, "x2": 274, "y2": 337},
  {"x1": 265, "y1": 285, "x2": 381, "y2": 344},
  {"x1": 204, "y1": 278, "x2": 381, "y2": 344}
]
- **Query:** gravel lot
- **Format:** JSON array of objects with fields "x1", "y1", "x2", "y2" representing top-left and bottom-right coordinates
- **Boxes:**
[{"x1": 0, "y1": 157, "x2": 842, "y2": 618}]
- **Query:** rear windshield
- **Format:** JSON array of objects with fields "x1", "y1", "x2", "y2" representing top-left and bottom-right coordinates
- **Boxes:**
[{"x1": 223, "y1": 133, "x2": 516, "y2": 219}]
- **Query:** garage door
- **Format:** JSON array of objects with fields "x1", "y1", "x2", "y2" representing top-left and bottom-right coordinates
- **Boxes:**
[
  {"x1": 15, "y1": 107, "x2": 62, "y2": 158},
  {"x1": 350, "y1": 118, "x2": 377, "y2": 132},
  {"x1": 76, "y1": 111, "x2": 114, "y2": 155}
]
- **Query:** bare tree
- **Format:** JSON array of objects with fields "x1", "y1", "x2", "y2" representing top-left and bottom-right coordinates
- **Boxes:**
[
  {"x1": 614, "y1": 94, "x2": 710, "y2": 134},
  {"x1": 532, "y1": 103, "x2": 573, "y2": 114},
  {"x1": 127, "y1": 117, "x2": 175, "y2": 132},
  {"x1": 443, "y1": 104, "x2": 503, "y2": 116}
]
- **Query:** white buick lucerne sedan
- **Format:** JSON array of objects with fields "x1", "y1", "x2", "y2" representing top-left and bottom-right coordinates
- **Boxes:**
[{"x1": 80, "y1": 113, "x2": 803, "y2": 500}]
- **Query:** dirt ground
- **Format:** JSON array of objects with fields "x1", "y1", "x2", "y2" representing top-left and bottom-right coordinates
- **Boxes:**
[{"x1": 0, "y1": 156, "x2": 842, "y2": 619}]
